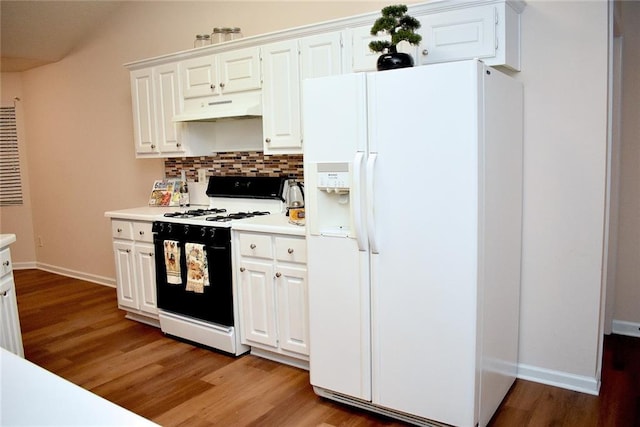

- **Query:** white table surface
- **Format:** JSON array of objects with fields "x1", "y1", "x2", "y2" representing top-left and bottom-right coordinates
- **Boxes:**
[{"x1": 0, "y1": 348, "x2": 158, "y2": 426}]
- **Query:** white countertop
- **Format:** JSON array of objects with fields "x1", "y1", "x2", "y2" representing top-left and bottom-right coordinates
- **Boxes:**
[
  {"x1": 0, "y1": 347, "x2": 158, "y2": 426},
  {"x1": 105, "y1": 206, "x2": 305, "y2": 236},
  {"x1": 0, "y1": 233, "x2": 16, "y2": 248}
]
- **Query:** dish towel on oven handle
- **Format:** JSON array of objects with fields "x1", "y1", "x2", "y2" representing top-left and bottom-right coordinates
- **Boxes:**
[
  {"x1": 163, "y1": 240, "x2": 182, "y2": 285},
  {"x1": 185, "y1": 242, "x2": 209, "y2": 294}
]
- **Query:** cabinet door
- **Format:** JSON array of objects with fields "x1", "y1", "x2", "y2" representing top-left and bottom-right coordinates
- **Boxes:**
[
  {"x1": 0, "y1": 275, "x2": 24, "y2": 357},
  {"x1": 300, "y1": 32, "x2": 344, "y2": 80},
  {"x1": 349, "y1": 25, "x2": 416, "y2": 73},
  {"x1": 418, "y1": 6, "x2": 497, "y2": 65},
  {"x1": 135, "y1": 242, "x2": 157, "y2": 316},
  {"x1": 261, "y1": 40, "x2": 302, "y2": 154},
  {"x1": 238, "y1": 259, "x2": 278, "y2": 348},
  {"x1": 180, "y1": 55, "x2": 219, "y2": 99},
  {"x1": 275, "y1": 264, "x2": 309, "y2": 356},
  {"x1": 218, "y1": 47, "x2": 262, "y2": 94},
  {"x1": 154, "y1": 62, "x2": 185, "y2": 154},
  {"x1": 113, "y1": 241, "x2": 138, "y2": 310},
  {"x1": 130, "y1": 68, "x2": 158, "y2": 154}
]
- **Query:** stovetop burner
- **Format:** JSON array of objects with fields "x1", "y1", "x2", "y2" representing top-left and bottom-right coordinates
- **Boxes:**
[
  {"x1": 205, "y1": 211, "x2": 271, "y2": 222},
  {"x1": 163, "y1": 208, "x2": 227, "y2": 218}
]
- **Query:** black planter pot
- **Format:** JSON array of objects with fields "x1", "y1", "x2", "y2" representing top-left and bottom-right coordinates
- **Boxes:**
[{"x1": 376, "y1": 52, "x2": 414, "y2": 71}]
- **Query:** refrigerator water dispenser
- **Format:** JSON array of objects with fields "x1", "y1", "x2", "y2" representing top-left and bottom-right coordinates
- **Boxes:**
[{"x1": 307, "y1": 162, "x2": 353, "y2": 237}]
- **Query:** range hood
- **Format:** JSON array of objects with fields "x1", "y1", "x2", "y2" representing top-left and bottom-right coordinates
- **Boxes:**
[{"x1": 173, "y1": 92, "x2": 262, "y2": 122}]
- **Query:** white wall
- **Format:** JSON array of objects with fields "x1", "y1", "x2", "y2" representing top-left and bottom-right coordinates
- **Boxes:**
[
  {"x1": 613, "y1": 0, "x2": 640, "y2": 333},
  {"x1": 0, "y1": 73, "x2": 36, "y2": 265},
  {"x1": 513, "y1": 1, "x2": 609, "y2": 393},
  {"x1": 4, "y1": 0, "x2": 635, "y2": 395}
]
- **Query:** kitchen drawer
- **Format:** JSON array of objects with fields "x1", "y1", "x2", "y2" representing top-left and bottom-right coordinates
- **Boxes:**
[
  {"x1": 0, "y1": 248, "x2": 12, "y2": 278},
  {"x1": 238, "y1": 233, "x2": 273, "y2": 259},
  {"x1": 111, "y1": 220, "x2": 134, "y2": 240},
  {"x1": 275, "y1": 237, "x2": 306, "y2": 264},
  {"x1": 132, "y1": 221, "x2": 153, "y2": 243}
]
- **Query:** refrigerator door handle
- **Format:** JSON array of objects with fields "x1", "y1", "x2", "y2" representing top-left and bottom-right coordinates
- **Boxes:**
[
  {"x1": 366, "y1": 152, "x2": 379, "y2": 254},
  {"x1": 352, "y1": 152, "x2": 367, "y2": 251}
]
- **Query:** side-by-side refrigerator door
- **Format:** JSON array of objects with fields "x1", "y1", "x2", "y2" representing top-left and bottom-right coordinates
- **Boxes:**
[{"x1": 302, "y1": 73, "x2": 372, "y2": 401}]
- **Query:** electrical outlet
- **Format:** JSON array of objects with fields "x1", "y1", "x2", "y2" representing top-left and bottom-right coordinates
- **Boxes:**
[{"x1": 38, "y1": 236, "x2": 43, "y2": 247}]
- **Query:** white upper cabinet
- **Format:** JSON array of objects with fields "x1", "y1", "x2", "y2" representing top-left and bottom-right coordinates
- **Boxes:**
[
  {"x1": 125, "y1": 0, "x2": 524, "y2": 157},
  {"x1": 130, "y1": 68, "x2": 156, "y2": 155},
  {"x1": 180, "y1": 47, "x2": 261, "y2": 101},
  {"x1": 130, "y1": 64, "x2": 185, "y2": 157},
  {"x1": 261, "y1": 39, "x2": 302, "y2": 155},
  {"x1": 299, "y1": 31, "x2": 345, "y2": 79},
  {"x1": 348, "y1": 25, "x2": 415, "y2": 73},
  {"x1": 416, "y1": 2, "x2": 522, "y2": 70},
  {"x1": 154, "y1": 63, "x2": 184, "y2": 154}
]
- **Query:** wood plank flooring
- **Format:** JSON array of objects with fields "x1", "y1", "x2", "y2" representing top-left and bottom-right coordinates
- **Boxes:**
[{"x1": 12, "y1": 269, "x2": 640, "y2": 426}]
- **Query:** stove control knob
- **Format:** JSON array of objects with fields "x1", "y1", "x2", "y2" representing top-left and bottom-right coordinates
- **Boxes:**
[
  {"x1": 200, "y1": 227, "x2": 207, "y2": 237},
  {"x1": 183, "y1": 225, "x2": 190, "y2": 235},
  {"x1": 167, "y1": 223, "x2": 172, "y2": 233}
]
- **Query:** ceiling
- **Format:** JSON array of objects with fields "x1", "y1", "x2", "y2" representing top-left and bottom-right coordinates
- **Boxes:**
[{"x1": 1, "y1": 1, "x2": 123, "y2": 72}]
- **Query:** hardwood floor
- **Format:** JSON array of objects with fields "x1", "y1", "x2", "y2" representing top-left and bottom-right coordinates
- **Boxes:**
[{"x1": 12, "y1": 269, "x2": 640, "y2": 426}]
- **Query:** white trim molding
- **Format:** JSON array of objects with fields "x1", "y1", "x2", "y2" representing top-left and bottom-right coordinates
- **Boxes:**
[
  {"x1": 612, "y1": 320, "x2": 640, "y2": 338},
  {"x1": 31, "y1": 263, "x2": 116, "y2": 288},
  {"x1": 517, "y1": 364, "x2": 600, "y2": 396}
]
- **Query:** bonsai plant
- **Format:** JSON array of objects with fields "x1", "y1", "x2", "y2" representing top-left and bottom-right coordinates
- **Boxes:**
[{"x1": 368, "y1": 4, "x2": 422, "y2": 71}]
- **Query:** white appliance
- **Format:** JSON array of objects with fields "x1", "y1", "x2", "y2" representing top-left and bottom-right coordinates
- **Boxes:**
[{"x1": 302, "y1": 60, "x2": 523, "y2": 427}]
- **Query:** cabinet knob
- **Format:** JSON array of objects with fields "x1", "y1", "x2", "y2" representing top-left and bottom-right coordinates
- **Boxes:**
[
  {"x1": 275, "y1": 272, "x2": 282, "y2": 278},
  {"x1": 210, "y1": 84, "x2": 216, "y2": 90},
  {"x1": 250, "y1": 243, "x2": 256, "y2": 249},
  {"x1": 422, "y1": 49, "x2": 429, "y2": 56},
  {"x1": 220, "y1": 82, "x2": 225, "y2": 88},
  {"x1": 1, "y1": 291, "x2": 7, "y2": 297},
  {"x1": 117, "y1": 228, "x2": 123, "y2": 233},
  {"x1": 240, "y1": 267, "x2": 246, "y2": 272},
  {"x1": 148, "y1": 252, "x2": 154, "y2": 256},
  {"x1": 151, "y1": 144, "x2": 156, "y2": 149},
  {"x1": 126, "y1": 249, "x2": 131, "y2": 253},
  {"x1": 176, "y1": 142, "x2": 182, "y2": 148},
  {"x1": 3, "y1": 260, "x2": 9, "y2": 267},
  {"x1": 139, "y1": 231, "x2": 144, "y2": 235},
  {"x1": 287, "y1": 248, "x2": 294, "y2": 254},
  {"x1": 265, "y1": 138, "x2": 271, "y2": 143}
]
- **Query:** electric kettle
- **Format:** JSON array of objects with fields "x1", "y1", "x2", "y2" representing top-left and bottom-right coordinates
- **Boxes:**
[{"x1": 285, "y1": 178, "x2": 304, "y2": 215}]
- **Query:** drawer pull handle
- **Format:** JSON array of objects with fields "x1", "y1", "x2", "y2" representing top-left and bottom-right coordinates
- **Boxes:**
[
  {"x1": 117, "y1": 228, "x2": 123, "y2": 233},
  {"x1": 275, "y1": 272, "x2": 282, "y2": 278},
  {"x1": 250, "y1": 244, "x2": 256, "y2": 249},
  {"x1": 240, "y1": 267, "x2": 246, "y2": 272},
  {"x1": 148, "y1": 252, "x2": 153, "y2": 256},
  {"x1": 139, "y1": 231, "x2": 144, "y2": 235},
  {"x1": 287, "y1": 248, "x2": 294, "y2": 254}
]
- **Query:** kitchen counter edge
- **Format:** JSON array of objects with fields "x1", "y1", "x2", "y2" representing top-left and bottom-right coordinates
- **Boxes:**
[{"x1": 105, "y1": 207, "x2": 305, "y2": 237}]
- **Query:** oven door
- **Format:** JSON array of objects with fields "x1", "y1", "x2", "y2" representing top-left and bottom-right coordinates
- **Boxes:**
[{"x1": 153, "y1": 222, "x2": 234, "y2": 327}]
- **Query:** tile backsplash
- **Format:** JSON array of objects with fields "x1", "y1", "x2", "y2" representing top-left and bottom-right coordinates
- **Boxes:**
[{"x1": 164, "y1": 152, "x2": 304, "y2": 182}]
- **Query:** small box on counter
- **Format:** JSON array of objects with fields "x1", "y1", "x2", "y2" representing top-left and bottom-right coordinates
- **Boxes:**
[{"x1": 149, "y1": 180, "x2": 181, "y2": 206}]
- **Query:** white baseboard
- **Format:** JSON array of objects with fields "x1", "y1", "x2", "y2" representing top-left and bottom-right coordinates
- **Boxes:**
[
  {"x1": 23, "y1": 262, "x2": 116, "y2": 288},
  {"x1": 517, "y1": 363, "x2": 600, "y2": 396},
  {"x1": 611, "y1": 320, "x2": 640, "y2": 338}
]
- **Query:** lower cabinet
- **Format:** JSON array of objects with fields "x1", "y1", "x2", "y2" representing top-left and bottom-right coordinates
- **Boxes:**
[
  {"x1": 111, "y1": 219, "x2": 159, "y2": 326},
  {"x1": 235, "y1": 231, "x2": 309, "y2": 368},
  {"x1": 0, "y1": 243, "x2": 24, "y2": 357}
]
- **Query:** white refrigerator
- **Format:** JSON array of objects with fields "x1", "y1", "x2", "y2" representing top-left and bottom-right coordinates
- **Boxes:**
[{"x1": 302, "y1": 60, "x2": 523, "y2": 427}]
